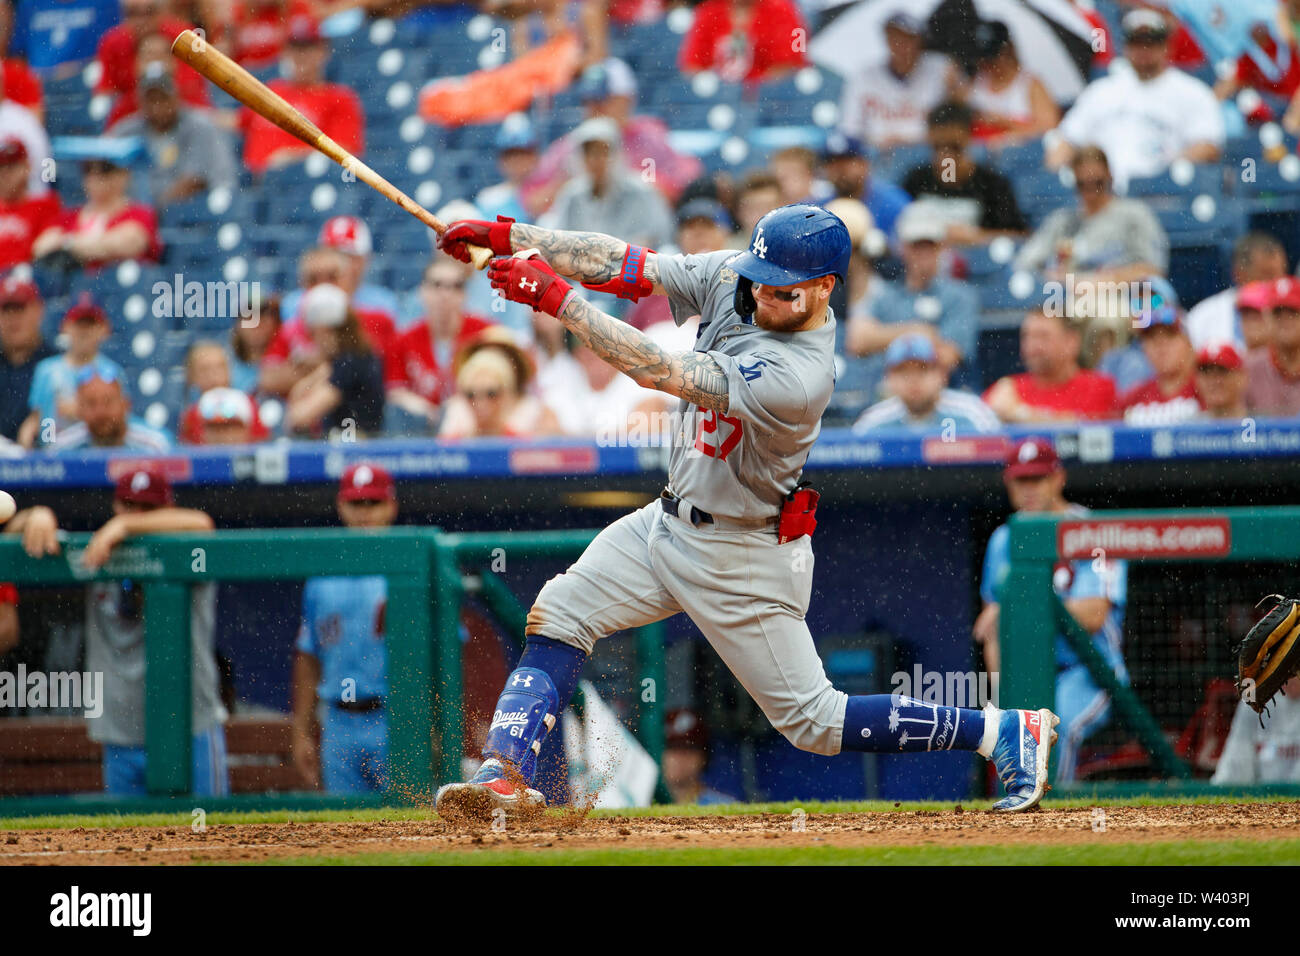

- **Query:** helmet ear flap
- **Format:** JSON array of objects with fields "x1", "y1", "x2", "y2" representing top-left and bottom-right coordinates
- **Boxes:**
[{"x1": 734, "y1": 277, "x2": 756, "y2": 317}]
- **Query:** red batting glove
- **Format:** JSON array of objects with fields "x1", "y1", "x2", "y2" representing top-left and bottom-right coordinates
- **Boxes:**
[
  {"x1": 437, "y1": 216, "x2": 515, "y2": 264},
  {"x1": 487, "y1": 254, "x2": 575, "y2": 316}
]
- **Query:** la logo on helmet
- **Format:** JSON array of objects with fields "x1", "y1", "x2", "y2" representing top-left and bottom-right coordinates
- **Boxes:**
[{"x1": 751, "y1": 227, "x2": 767, "y2": 259}]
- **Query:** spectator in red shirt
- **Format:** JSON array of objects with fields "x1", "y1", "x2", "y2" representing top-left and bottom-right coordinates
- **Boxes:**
[
  {"x1": 32, "y1": 154, "x2": 160, "y2": 270},
  {"x1": 3, "y1": 59, "x2": 42, "y2": 119},
  {"x1": 678, "y1": 0, "x2": 807, "y2": 84},
  {"x1": 262, "y1": 247, "x2": 396, "y2": 393},
  {"x1": 385, "y1": 257, "x2": 495, "y2": 426},
  {"x1": 1120, "y1": 303, "x2": 1203, "y2": 426},
  {"x1": 240, "y1": 15, "x2": 363, "y2": 173},
  {"x1": 1194, "y1": 341, "x2": 1248, "y2": 421},
  {"x1": 1245, "y1": 277, "x2": 1300, "y2": 416},
  {"x1": 96, "y1": 0, "x2": 210, "y2": 128},
  {"x1": 0, "y1": 139, "x2": 59, "y2": 268},
  {"x1": 230, "y1": 0, "x2": 316, "y2": 71},
  {"x1": 984, "y1": 308, "x2": 1118, "y2": 422}
]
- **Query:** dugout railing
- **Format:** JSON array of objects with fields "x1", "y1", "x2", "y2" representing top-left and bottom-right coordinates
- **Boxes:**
[
  {"x1": 1001, "y1": 506, "x2": 1300, "y2": 798},
  {"x1": 0, "y1": 528, "x2": 668, "y2": 817}
]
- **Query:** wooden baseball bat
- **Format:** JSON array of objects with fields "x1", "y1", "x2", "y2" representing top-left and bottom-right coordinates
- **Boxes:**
[{"x1": 170, "y1": 29, "x2": 492, "y2": 269}]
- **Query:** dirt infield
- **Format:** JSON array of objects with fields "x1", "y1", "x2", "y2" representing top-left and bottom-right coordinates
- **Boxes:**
[{"x1": 2, "y1": 802, "x2": 1299, "y2": 865}]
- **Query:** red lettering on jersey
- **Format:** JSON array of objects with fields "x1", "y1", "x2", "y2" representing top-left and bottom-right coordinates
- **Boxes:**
[{"x1": 693, "y1": 408, "x2": 743, "y2": 461}]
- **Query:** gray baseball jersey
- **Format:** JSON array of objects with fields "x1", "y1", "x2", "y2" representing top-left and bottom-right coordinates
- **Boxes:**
[
  {"x1": 524, "y1": 248, "x2": 849, "y2": 757},
  {"x1": 84, "y1": 581, "x2": 227, "y2": 747},
  {"x1": 655, "y1": 251, "x2": 837, "y2": 521}
]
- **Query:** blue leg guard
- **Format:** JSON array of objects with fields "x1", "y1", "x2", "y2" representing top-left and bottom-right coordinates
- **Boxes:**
[{"x1": 483, "y1": 667, "x2": 560, "y2": 783}]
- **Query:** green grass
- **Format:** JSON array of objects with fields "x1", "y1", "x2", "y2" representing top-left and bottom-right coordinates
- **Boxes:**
[
  {"x1": 243, "y1": 838, "x2": 1300, "y2": 867},
  {"x1": 1, "y1": 793, "x2": 1295, "y2": 832}
]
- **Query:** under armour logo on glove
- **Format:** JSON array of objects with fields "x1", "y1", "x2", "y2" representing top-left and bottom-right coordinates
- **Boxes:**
[
  {"x1": 487, "y1": 252, "x2": 575, "y2": 317},
  {"x1": 512, "y1": 674, "x2": 534, "y2": 687}
]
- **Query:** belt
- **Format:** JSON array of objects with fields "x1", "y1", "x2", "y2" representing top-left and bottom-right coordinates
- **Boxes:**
[
  {"x1": 659, "y1": 489, "x2": 778, "y2": 531},
  {"x1": 333, "y1": 698, "x2": 384, "y2": 713}
]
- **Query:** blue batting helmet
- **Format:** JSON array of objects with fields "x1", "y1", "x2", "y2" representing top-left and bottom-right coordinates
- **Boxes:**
[{"x1": 730, "y1": 204, "x2": 852, "y2": 317}]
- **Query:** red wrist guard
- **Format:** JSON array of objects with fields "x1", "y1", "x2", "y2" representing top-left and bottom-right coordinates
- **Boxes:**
[{"x1": 581, "y1": 245, "x2": 655, "y2": 302}]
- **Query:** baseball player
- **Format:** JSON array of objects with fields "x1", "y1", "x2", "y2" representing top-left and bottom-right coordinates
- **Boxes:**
[
  {"x1": 974, "y1": 437, "x2": 1128, "y2": 784},
  {"x1": 4, "y1": 464, "x2": 228, "y2": 795},
  {"x1": 291, "y1": 463, "x2": 394, "y2": 793},
  {"x1": 434, "y1": 205, "x2": 1059, "y2": 817}
]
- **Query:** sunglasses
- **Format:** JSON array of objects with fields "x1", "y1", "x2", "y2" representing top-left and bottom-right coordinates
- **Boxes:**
[
  {"x1": 465, "y1": 388, "x2": 503, "y2": 401},
  {"x1": 1075, "y1": 177, "x2": 1109, "y2": 191},
  {"x1": 0, "y1": 301, "x2": 27, "y2": 313},
  {"x1": 343, "y1": 497, "x2": 387, "y2": 507},
  {"x1": 82, "y1": 162, "x2": 121, "y2": 175}
]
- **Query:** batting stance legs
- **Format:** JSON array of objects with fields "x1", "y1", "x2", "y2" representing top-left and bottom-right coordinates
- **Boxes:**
[{"x1": 436, "y1": 501, "x2": 1060, "y2": 817}]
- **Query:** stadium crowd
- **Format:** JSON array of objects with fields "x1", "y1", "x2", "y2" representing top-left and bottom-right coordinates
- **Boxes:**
[{"x1": 0, "y1": 0, "x2": 1299, "y2": 455}]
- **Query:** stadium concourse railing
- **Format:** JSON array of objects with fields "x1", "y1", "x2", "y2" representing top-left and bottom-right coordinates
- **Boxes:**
[
  {"x1": 1001, "y1": 507, "x2": 1300, "y2": 799},
  {"x1": 0, "y1": 528, "x2": 668, "y2": 817}
]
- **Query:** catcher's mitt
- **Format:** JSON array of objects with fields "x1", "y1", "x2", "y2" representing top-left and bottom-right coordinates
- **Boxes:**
[{"x1": 1235, "y1": 594, "x2": 1300, "y2": 716}]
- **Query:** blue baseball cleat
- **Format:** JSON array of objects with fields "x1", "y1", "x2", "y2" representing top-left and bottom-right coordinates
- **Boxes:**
[
  {"x1": 435, "y1": 758, "x2": 546, "y2": 823},
  {"x1": 990, "y1": 708, "x2": 1060, "y2": 812}
]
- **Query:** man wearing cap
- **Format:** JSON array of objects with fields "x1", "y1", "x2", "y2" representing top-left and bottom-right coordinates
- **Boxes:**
[
  {"x1": 0, "y1": 138, "x2": 61, "y2": 268},
  {"x1": 984, "y1": 307, "x2": 1118, "y2": 423},
  {"x1": 852, "y1": 332, "x2": 1000, "y2": 433},
  {"x1": 661, "y1": 708, "x2": 739, "y2": 805},
  {"x1": 277, "y1": 218, "x2": 400, "y2": 333},
  {"x1": 975, "y1": 437, "x2": 1129, "y2": 784},
  {"x1": 18, "y1": 296, "x2": 124, "y2": 448},
  {"x1": 1119, "y1": 293, "x2": 1203, "y2": 426},
  {"x1": 845, "y1": 205, "x2": 979, "y2": 401},
  {"x1": 188, "y1": 386, "x2": 268, "y2": 445},
  {"x1": 899, "y1": 100, "x2": 1028, "y2": 245},
  {"x1": 0, "y1": 276, "x2": 55, "y2": 441},
  {"x1": 291, "y1": 462, "x2": 396, "y2": 792},
  {"x1": 523, "y1": 59, "x2": 702, "y2": 212},
  {"x1": 477, "y1": 121, "x2": 540, "y2": 225},
  {"x1": 839, "y1": 11, "x2": 964, "y2": 150},
  {"x1": 384, "y1": 257, "x2": 496, "y2": 428},
  {"x1": 239, "y1": 15, "x2": 364, "y2": 174},
  {"x1": 108, "y1": 61, "x2": 237, "y2": 208},
  {"x1": 1045, "y1": 8, "x2": 1223, "y2": 189},
  {"x1": 4, "y1": 467, "x2": 228, "y2": 796},
  {"x1": 53, "y1": 366, "x2": 171, "y2": 452},
  {"x1": 822, "y1": 131, "x2": 910, "y2": 245},
  {"x1": 1245, "y1": 277, "x2": 1300, "y2": 417},
  {"x1": 1194, "y1": 342, "x2": 1249, "y2": 421},
  {"x1": 1185, "y1": 232, "x2": 1288, "y2": 350},
  {"x1": 95, "y1": 0, "x2": 210, "y2": 128},
  {"x1": 540, "y1": 116, "x2": 673, "y2": 255}
]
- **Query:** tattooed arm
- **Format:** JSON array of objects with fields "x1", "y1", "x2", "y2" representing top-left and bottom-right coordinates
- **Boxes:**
[
  {"x1": 509, "y1": 223, "x2": 666, "y2": 294},
  {"x1": 557, "y1": 295, "x2": 729, "y2": 413}
]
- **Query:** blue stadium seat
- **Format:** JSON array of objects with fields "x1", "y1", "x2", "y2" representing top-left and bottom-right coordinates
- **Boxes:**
[
  {"x1": 1126, "y1": 164, "x2": 1224, "y2": 206},
  {"x1": 1235, "y1": 159, "x2": 1300, "y2": 212}
]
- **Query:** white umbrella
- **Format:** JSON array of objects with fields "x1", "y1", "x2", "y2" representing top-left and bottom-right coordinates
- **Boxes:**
[{"x1": 811, "y1": 0, "x2": 1095, "y2": 104}]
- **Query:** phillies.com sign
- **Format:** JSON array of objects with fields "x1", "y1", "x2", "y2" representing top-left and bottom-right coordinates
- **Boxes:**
[{"x1": 1057, "y1": 517, "x2": 1231, "y2": 561}]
